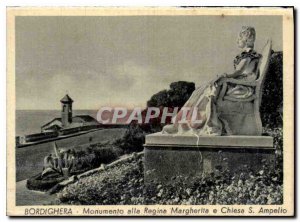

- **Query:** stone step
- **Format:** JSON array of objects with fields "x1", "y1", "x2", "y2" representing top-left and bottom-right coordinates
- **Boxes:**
[{"x1": 145, "y1": 133, "x2": 273, "y2": 149}]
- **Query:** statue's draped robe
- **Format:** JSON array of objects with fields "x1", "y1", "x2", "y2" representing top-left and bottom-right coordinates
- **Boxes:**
[{"x1": 163, "y1": 50, "x2": 261, "y2": 136}]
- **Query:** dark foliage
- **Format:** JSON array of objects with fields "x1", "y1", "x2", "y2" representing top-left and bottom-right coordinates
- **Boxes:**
[
  {"x1": 62, "y1": 145, "x2": 122, "y2": 173},
  {"x1": 145, "y1": 81, "x2": 195, "y2": 127},
  {"x1": 113, "y1": 124, "x2": 146, "y2": 154},
  {"x1": 82, "y1": 145, "x2": 121, "y2": 167},
  {"x1": 261, "y1": 51, "x2": 283, "y2": 128},
  {"x1": 27, "y1": 173, "x2": 65, "y2": 192},
  {"x1": 263, "y1": 127, "x2": 283, "y2": 176},
  {"x1": 147, "y1": 81, "x2": 195, "y2": 108},
  {"x1": 147, "y1": 89, "x2": 169, "y2": 107}
]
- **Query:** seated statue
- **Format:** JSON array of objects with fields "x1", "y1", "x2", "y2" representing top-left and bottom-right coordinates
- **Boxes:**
[{"x1": 162, "y1": 26, "x2": 271, "y2": 136}]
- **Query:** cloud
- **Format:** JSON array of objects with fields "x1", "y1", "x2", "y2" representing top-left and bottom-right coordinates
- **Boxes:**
[{"x1": 16, "y1": 16, "x2": 283, "y2": 110}]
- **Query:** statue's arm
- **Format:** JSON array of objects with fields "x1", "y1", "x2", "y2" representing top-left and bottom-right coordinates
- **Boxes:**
[
  {"x1": 223, "y1": 78, "x2": 257, "y2": 86},
  {"x1": 217, "y1": 58, "x2": 253, "y2": 85},
  {"x1": 225, "y1": 58, "x2": 250, "y2": 78}
]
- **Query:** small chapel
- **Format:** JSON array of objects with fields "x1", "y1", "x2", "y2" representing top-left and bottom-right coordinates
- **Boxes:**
[{"x1": 41, "y1": 94, "x2": 99, "y2": 133}]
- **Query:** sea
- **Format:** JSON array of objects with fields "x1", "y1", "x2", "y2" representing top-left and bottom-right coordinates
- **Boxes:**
[{"x1": 15, "y1": 110, "x2": 98, "y2": 136}]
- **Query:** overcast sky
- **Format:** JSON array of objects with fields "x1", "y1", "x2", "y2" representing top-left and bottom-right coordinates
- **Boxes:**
[{"x1": 16, "y1": 16, "x2": 282, "y2": 110}]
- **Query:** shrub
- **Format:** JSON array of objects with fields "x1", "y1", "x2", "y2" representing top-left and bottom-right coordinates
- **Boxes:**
[
  {"x1": 261, "y1": 51, "x2": 283, "y2": 128},
  {"x1": 113, "y1": 124, "x2": 146, "y2": 154},
  {"x1": 92, "y1": 145, "x2": 122, "y2": 165},
  {"x1": 71, "y1": 144, "x2": 122, "y2": 173},
  {"x1": 26, "y1": 173, "x2": 65, "y2": 192},
  {"x1": 147, "y1": 81, "x2": 195, "y2": 108}
]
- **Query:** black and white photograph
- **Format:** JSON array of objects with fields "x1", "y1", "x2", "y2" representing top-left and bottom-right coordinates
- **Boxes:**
[{"x1": 6, "y1": 7, "x2": 294, "y2": 216}]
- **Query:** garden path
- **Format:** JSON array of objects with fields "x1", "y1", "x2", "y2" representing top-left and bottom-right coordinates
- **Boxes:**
[{"x1": 16, "y1": 180, "x2": 57, "y2": 206}]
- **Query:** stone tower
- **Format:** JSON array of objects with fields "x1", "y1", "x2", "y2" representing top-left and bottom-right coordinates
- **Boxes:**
[{"x1": 60, "y1": 94, "x2": 73, "y2": 128}]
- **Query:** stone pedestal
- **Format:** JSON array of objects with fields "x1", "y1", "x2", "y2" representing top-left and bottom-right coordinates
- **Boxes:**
[{"x1": 144, "y1": 133, "x2": 274, "y2": 184}]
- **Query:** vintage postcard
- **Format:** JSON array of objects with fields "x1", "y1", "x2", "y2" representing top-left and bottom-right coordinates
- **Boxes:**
[{"x1": 7, "y1": 7, "x2": 294, "y2": 216}]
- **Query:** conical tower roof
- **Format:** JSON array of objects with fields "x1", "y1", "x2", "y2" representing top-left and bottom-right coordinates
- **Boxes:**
[{"x1": 60, "y1": 94, "x2": 73, "y2": 103}]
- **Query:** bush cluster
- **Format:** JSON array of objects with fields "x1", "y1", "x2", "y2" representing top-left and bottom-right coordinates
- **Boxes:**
[
  {"x1": 147, "y1": 81, "x2": 195, "y2": 108},
  {"x1": 261, "y1": 51, "x2": 283, "y2": 128},
  {"x1": 113, "y1": 124, "x2": 146, "y2": 154}
]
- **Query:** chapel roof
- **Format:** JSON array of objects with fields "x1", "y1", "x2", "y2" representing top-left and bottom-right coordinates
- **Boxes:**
[{"x1": 60, "y1": 94, "x2": 74, "y2": 103}]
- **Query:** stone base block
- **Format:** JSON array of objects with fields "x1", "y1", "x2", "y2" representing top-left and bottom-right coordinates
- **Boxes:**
[{"x1": 144, "y1": 133, "x2": 274, "y2": 184}]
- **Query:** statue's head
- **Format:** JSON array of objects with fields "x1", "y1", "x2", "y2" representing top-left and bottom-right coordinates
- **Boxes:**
[{"x1": 237, "y1": 26, "x2": 256, "y2": 49}]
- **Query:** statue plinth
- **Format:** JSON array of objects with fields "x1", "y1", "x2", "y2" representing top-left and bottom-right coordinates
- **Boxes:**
[{"x1": 144, "y1": 133, "x2": 274, "y2": 184}]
